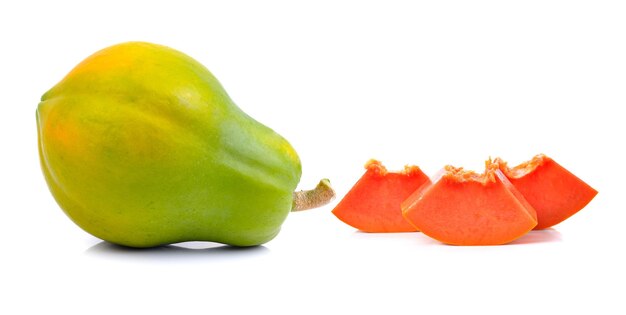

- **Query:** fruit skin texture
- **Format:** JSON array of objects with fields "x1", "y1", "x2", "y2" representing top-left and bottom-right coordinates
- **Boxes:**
[
  {"x1": 496, "y1": 154, "x2": 597, "y2": 230},
  {"x1": 37, "y1": 42, "x2": 302, "y2": 247},
  {"x1": 402, "y1": 164, "x2": 537, "y2": 245},
  {"x1": 332, "y1": 160, "x2": 430, "y2": 232}
]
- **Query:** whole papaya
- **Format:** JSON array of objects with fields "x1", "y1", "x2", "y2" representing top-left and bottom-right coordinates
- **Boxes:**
[{"x1": 37, "y1": 42, "x2": 333, "y2": 248}]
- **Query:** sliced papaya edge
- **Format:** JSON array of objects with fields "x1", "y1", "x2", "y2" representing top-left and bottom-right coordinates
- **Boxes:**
[
  {"x1": 493, "y1": 169, "x2": 539, "y2": 225},
  {"x1": 441, "y1": 161, "x2": 496, "y2": 185},
  {"x1": 495, "y1": 154, "x2": 549, "y2": 179},
  {"x1": 402, "y1": 165, "x2": 424, "y2": 176},
  {"x1": 365, "y1": 159, "x2": 388, "y2": 176},
  {"x1": 365, "y1": 159, "x2": 422, "y2": 177},
  {"x1": 400, "y1": 169, "x2": 442, "y2": 216}
]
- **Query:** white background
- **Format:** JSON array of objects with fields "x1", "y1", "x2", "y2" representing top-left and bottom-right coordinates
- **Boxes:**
[{"x1": 1, "y1": 1, "x2": 624, "y2": 314}]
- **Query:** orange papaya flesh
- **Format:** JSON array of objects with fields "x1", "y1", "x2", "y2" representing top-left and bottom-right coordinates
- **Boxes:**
[
  {"x1": 332, "y1": 160, "x2": 430, "y2": 232},
  {"x1": 495, "y1": 154, "x2": 597, "y2": 230},
  {"x1": 401, "y1": 162, "x2": 537, "y2": 245}
]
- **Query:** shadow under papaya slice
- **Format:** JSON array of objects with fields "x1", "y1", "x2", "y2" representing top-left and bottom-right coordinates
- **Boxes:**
[
  {"x1": 495, "y1": 154, "x2": 598, "y2": 230},
  {"x1": 332, "y1": 160, "x2": 430, "y2": 232},
  {"x1": 401, "y1": 162, "x2": 538, "y2": 245}
]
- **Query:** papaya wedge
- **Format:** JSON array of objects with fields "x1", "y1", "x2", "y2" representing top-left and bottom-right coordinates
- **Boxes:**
[
  {"x1": 495, "y1": 154, "x2": 597, "y2": 229},
  {"x1": 332, "y1": 160, "x2": 430, "y2": 232},
  {"x1": 401, "y1": 161, "x2": 537, "y2": 245}
]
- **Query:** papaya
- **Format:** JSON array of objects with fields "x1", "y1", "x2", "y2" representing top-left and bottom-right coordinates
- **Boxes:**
[
  {"x1": 37, "y1": 42, "x2": 334, "y2": 248},
  {"x1": 402, "y1": 161, "x2": 537, "y2": 245},
  {"x1": 495, "y1": 154, "x2": 597, "y2": 229},
  {"x1": 332, "y1": 160, "x2": 430, "y2": 232}
]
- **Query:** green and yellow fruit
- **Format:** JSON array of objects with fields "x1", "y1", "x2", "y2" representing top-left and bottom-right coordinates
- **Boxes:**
[{"x1": 37, "y1": 42, "x2": 333, "y2": 248}]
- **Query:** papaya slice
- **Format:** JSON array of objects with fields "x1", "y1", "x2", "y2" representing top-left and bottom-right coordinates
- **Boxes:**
[
  {"x1": 332, "y1": 160, "x2": 430, "y2": 232},
  {"x1": 401, "y1": 161, "x2": 538, "y2": 245},
  {"x1": 495, "y1": 154, "x2": 597, "y2": 230}
]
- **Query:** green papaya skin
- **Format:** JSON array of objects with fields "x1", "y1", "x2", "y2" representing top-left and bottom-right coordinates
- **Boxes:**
[{"x1": 37, "y1": 42, "x2": 305, "y2": 247}]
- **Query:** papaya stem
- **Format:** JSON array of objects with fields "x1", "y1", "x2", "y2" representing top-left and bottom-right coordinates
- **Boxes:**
[{"x1": 292, "y1": 178, "x2": 336, "y2": 211}]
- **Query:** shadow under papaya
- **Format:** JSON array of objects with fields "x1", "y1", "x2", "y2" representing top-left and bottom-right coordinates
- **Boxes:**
[
  {"x1": 85, "y1": 240, "x2": 270, "y2": 261},
  {"x1": 507, "y1": 228, "x2": 563, "y2": 245}
]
